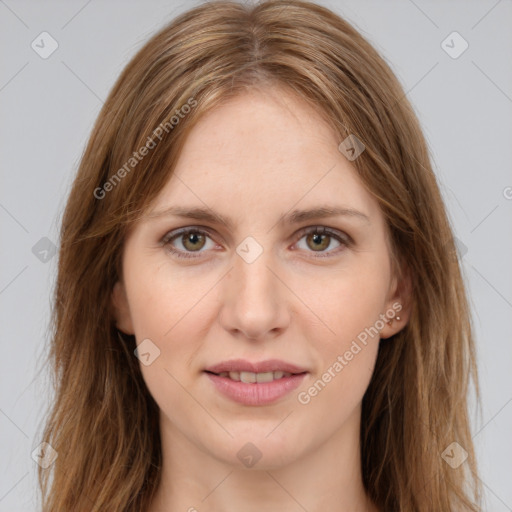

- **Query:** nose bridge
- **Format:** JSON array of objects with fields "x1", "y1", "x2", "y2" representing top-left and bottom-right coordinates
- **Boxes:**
[
  {"x1": 234, "y1": 238, "x2": 281, "y2": 308},
  {"x1": 233, "y1": 232, "x2": 277, "y2": 289},
  {"x1": 220, "y1": 236, "x2": 288, "y2": 339}
]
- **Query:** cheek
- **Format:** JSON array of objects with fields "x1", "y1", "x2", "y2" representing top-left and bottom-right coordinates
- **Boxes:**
[
  {"x1": 294, "y1": 272, "x2": 384, "y2": 428},
  {"x1": 294, "y1": 262, "x2": 386, "y2": 399},
  {"x1": 125, "y1": 258, "x2": 201, "y2": 398},
  {"x1": 125, "y1": 256, "x2": 218, "y2": 340},
  {"x1": 296, "y1": 261, "x2": 389, "y2": 346},
  {"x1": 125, "y1": 258, "x2": 224, "y2": 400},
  {"x1": 128, "y1": 273, "x2": 209, "y2": 420}
]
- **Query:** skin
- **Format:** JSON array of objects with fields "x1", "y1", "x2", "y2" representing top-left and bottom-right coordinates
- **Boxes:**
[{"x1": 112, "y1": 85, "x2": 411, "y2": 512}]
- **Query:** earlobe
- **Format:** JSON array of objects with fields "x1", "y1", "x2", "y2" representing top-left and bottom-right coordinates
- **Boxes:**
[{"x1": 111, "y1": 281, "x2": 135, "y2": 335}]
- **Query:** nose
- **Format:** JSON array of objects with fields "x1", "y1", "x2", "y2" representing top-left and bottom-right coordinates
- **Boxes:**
[{"x1": 218, "y1": 243, "x2": 291, "y2": 341}]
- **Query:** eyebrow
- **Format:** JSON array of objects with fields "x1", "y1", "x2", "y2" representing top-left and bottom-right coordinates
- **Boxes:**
[{"x1": 146, "y1": 205, "x2": 370, "y2": 229}]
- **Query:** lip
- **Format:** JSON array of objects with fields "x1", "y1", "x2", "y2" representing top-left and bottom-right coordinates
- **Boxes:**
[
  {"x1": 204, "y1": 358, "x2": 308, "y2": 374},
  {"x1": 205, "y1": 371, "x2": 308, "y2": 406}
]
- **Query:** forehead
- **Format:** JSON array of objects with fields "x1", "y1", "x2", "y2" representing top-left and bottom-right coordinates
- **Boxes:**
[{"x1": 148, "y1": 88, "x2": 381, "y2": 224}]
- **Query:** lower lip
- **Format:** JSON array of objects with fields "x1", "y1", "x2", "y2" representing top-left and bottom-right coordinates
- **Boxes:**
[{"x1": 205, "y1": 372, "x2": 308, "y2": 406}]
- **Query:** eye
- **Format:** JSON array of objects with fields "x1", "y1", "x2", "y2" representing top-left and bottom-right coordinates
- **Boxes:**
[
  {"x1": 161, "y1": 225, "x2": 352, "y2": 260},
  {"x1": 294, "y1": 226, "x2": 351, "y2": 257},
  {"x1": 162, "y1": 227, "x2": 217, "y2": 259}
]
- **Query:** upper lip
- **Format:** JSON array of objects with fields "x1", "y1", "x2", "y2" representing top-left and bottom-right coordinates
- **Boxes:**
[{"x1": 204, "y1": 359, "x2": 308, "y2": 374}]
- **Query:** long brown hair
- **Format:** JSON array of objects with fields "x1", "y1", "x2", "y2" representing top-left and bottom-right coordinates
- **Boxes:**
[{"x1": 36, "y1": 0, "x2": 483, "y2": 510}]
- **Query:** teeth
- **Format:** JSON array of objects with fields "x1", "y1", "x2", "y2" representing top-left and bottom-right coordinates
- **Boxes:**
[
  {"x1": 256, "y1": 372, "x2": 274, "y2": 383},
  {"x1": 240, "y1": 371, "x2": 257, "y2": 383},
  {"x1": 218, "y1": 371, "x2": 293, "y2": 382}
]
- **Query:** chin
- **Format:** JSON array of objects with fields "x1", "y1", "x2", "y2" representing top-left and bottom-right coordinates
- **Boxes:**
[{"x1": 207, "y1": 430, "x2": 303, "y2": 470}]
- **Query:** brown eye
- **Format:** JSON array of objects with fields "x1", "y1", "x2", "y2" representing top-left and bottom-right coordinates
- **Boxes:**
[
  {"x1": 181, "y1": 232, "x2": 206, "y2": 251},
  {"x1": 295, "y1": 226, "x2": 350, "y2": 257},
  {"x1": 162, "y1": 225, "x2": 350, "y2": 261},
  {"x1": 305, "y1": 232, "x2": 331, "y2": 252},
  {"x1": 162, "y1": 228, "x2": 215, "y2": 259}
]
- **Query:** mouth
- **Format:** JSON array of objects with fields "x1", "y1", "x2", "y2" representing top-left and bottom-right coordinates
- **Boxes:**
[
  {"x1": 204, "y1": 358, "x2": 309, "y2": 376},
  {"x1": 203, "y1": 359, "x2": 309, "y2": 406},
  {"x1": 204, "y1": 369, "x2": 307, "y2": 383}
]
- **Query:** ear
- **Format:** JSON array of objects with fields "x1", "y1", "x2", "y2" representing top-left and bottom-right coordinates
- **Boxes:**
[
  {"x1": 111, "y1": 280, "x2": 135, "y2": 335},
  {"x1": 379, "y1": 263, "x2": 413, "y2": 340}
]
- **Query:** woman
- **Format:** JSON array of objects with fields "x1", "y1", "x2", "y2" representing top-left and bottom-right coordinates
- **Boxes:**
[{"x1": 37, "y1": 0, "x2": 482, "y2": 510}]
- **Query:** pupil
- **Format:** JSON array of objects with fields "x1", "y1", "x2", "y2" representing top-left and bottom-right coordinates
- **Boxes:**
[
  {"x1": 309, "y1": 232, "x2": 328, "y2": 251},
  {"x1": 313, "y1": 233, "x2": 326, "y2": 247},
  {"x1": 184, "y1": 232, "x2": 204, "y2": 251}
]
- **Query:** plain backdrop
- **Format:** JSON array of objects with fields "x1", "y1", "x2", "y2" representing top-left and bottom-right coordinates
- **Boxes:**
[{"x1": 1, "y1": 1, "x2": 511, "y2": 510}]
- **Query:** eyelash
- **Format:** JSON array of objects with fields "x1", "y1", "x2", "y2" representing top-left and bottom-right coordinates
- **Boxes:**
[{"x1": 161, "y1": 226, "x2": 352, "y2": 260}]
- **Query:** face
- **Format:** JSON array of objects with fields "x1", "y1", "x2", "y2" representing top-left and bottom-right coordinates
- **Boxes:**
[{"x1": 112, "y1": 87, "x2": 410, "y2": 469}]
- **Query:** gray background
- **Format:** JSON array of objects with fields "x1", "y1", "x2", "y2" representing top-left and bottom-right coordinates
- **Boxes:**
[{"x1": 1, "y1": 0, "x2": 511, "y2": 510}]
